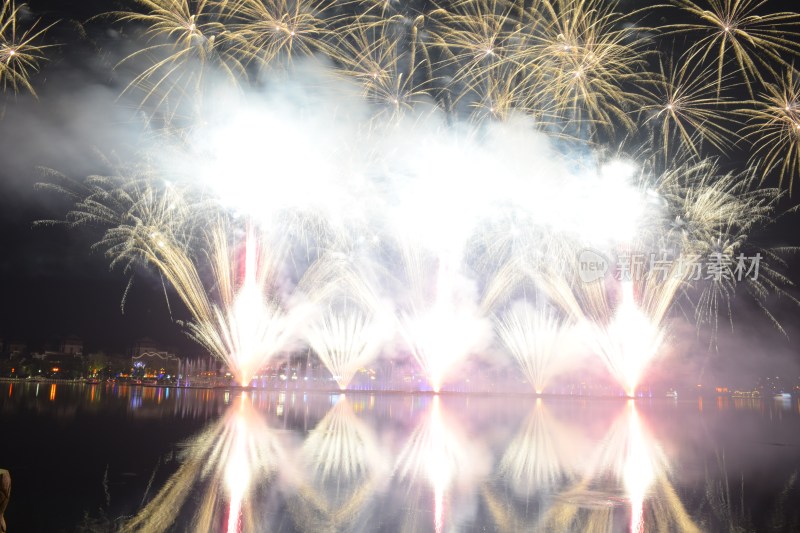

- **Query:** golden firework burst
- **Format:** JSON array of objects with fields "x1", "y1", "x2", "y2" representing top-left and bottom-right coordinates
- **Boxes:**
[
  {"x1": 742, "y1": 67, "x2": 800, "y2": 192},
  {"x1": 669, "y1": 0, "x2": 800, "y2": 96},
  {"x1": 641, "y1": 57, "x2": 738, "y2": 158},
  {"x1": 334, "y1": 14, "x2": 434, "y2": 114},
  {"x1": 511, "y1": 0, "x2": 652, "y2": 138},
  {"x1": 221, "y1": 0, "x2": 337, "y2": 70},
  {"x1": 112, "y1": 0, "x2": 246, "y2": 116},
  {"x1": 0, "y1": 1, "x2": 54, "y2": 95}
]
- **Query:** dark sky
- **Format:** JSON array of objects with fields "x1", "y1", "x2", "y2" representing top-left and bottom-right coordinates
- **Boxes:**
[{"x1": 2, "y1": 0, "x2": 800, "y2": 371}]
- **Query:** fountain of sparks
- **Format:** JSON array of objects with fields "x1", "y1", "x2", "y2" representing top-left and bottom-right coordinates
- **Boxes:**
[
  {"x1": 398, "y1": 255, "x2": 490, "y2": 393},
  {"x1": 223, "y1": 228, "x2": 285, "y2": 386},
  {"x1": 305, "y1": 307, "x2": 386, "y2": 389},
  {"x1": 191, "y1": 225, "x2": 304, "y2": 388},
  {"x1": 584, "y1": 282, "x2": 666, "y2": 397},
  {"x1": 496, "y1": 302, "x2": 570, "y2": 394}
]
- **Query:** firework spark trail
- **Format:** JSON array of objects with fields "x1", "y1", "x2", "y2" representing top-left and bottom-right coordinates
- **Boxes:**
[
  {"x1": 109, "y1": 0, "x2": 247, "y2": 120},
  {"x1": 584, "y1": 281, "x2": 667, "y2": 398},
  {"x1": 668, "y1": 0, "x2": 800, "y2": 97},
  {"x1": 46, "y1": 97, "x2": 795, "y2": 394},
  {"x1": 496, "y1": 302, "x2": 568, "y2": 394},
  {"x1": 0, "y1": 1, "x2": 54, "y2": 95},
  {"x1": 743, "y1": 67, "x2": 800, "y2": 192},
  {"x1": 297, "y1": 244, "x2": 394, "y2": 388},
  {"x1": 641, "y1": 57, "x2": 739, "y2": 159},
  {"x1": 304, "y1": 305, "x2": 391, "y2": 389},
  {"x1": 398, "y1": 247, "x2": 491, "y2": 392},
  {"x1": 511, "y1": 0, "x2": 651, "y2": 138},
  {"x1": 203, "y1": 225, "x2": 301, "y2": 386},
  {"x1": 46, "y1": 109, "x2": 793, "y2": 394},
  {"x1": 37, "y1": 167, "x2": 308, "y2": 386},
  {"x1": 222, "y1": 0, "x2": 338, "y2": 70}
]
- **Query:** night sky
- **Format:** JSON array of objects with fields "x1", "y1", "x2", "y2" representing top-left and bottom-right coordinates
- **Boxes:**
[{"x1": 1, "y1": 0, "x2": 800, "y2": 374}]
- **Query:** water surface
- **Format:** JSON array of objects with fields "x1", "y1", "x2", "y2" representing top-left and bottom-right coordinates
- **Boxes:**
[{"x1": 1, "y1": 382, "x2": 799, "y2": 532}]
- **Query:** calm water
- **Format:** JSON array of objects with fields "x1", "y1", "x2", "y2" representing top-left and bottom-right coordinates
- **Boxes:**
[{"x1": 1, "y1": 382, "x2": 799, "y2": 532}]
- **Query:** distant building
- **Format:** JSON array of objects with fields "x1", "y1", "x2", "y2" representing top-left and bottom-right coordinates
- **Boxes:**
[
  {"x1": 130, "y1": 338, "x2": 180, "y2": 377},
  {"x1": 42, "y1": 351, "x2": 85, "y2": 378},
  {"x1": 132, "y1": 352, "x2": 180, "y2": 377},
  {"x1": 60, "y1": 335, "x2": 83, "y2": 356},
  {"x1": 7, "y1": 341, "x2": 27, "y2": 358}
]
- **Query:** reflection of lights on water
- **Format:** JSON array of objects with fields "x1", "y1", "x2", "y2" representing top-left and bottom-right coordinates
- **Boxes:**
[
  {"x1": 429, "y1": 397, "x2": 448, "y2": 533},
  {"x1": 118, "y1": 391, "x2": 288, "y2": 532},
  {"x1": 49, "y1": 384, "x2": 57, "y2": 401},
  {"x1": 623, "y1": 401, "x2": 655, "y2": 533},
  {"x1": 499, "y1": 398, "x2": 573, "y2": 496},
  {"x1": 277, "y1": 392, "x2": 285, "y2": 416},
  {"x1": 301, "y1": 394, "x2": 386, "y2": 487},
  {"x1": 130, "y1": 388, "x2": 142, "y2": 410},
  {"x1": 225, "y1": 397, "x2": 252, "y2": 533},
  {"x1": 396, "y1": 396, "x2": 471, "y2": 533}
]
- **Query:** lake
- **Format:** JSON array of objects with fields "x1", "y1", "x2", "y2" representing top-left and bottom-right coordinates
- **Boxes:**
[{"x1": 1, "y1": 382, "x2": 799, "y2": 532}]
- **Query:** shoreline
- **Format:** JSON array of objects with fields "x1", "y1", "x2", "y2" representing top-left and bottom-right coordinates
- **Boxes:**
[{"x1": 0, "y1": 378, "x2": 784, "y2": 400}]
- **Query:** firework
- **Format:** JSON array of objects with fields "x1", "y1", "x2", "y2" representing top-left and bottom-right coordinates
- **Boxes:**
[
  {"x1": 0, "y1": 1, "x2": 53, "y2": 96},
  {"x1": 194, "y1": 225, "x2": 305, "y2": 387},
  {"x1": 111, "y1": 0, "x2": 246, "y2": 118},
  {"x1": 582, "y1": 281, "x2": 668, "y2": 398},
  {"x1": 511, "y1": 0, "x2": 651, "y2": 137},
  {"x1": 743, "y1": 67, "x2": 800, "y2": 192},
  {"x1": 669, "y1": 0, "x2": 800, "y2": 97},
  {"x1": 304, "y1": 305, "x2": 391, "y2": 389},
  {"x1": 31, "y1": 0, "x2": 800, "y2": 397},
  {"x1": 427, "y1": 0, "x2": 515, "y2": 98},
  {"x1": 39, "y1": 165, "x2": 310, "y2": 386},
  {"x1": 641, "y1": 58, "x2": 738, "y2": 158},
  {"x1": 333, "y1": 13, "x2": 434, "y2": 114},
  {"x1": 495, "y1": 301, "x2": 569, "y2": 394},
  {"x1": 222, "y1": 0, "x2": 336, "y2": 70},
  {"x1": 397, "y1": 245, "x2": 491, "y2": 392},
  {"x1": 656, "y1": 157, "x2": 793, "y2": 339}
]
